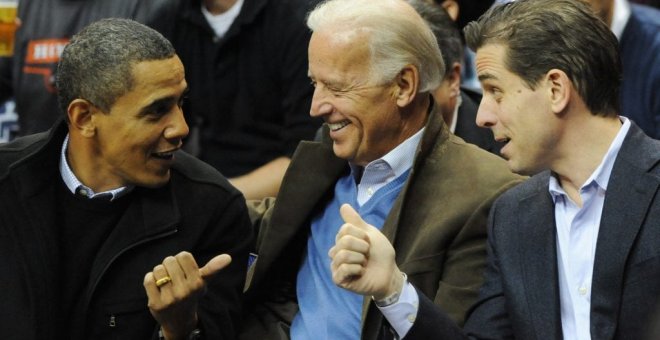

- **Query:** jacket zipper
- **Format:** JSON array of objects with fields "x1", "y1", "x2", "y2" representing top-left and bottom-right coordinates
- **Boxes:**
[{"x1": 83, "y1": 228, "x2": 179, "y2": 324}]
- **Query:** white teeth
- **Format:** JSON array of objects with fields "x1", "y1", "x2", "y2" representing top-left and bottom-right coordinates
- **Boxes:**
[{"x1": 327, "y1": 121, "x2": 350, "y2": 131}]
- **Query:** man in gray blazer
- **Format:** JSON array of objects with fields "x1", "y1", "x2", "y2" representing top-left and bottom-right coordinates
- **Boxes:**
[{"x1": 329, "y1": 0, "x2": 660, "y2": 339}]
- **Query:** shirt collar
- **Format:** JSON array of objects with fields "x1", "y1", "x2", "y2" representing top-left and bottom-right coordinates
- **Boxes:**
[
  {"x1": 349, "y1": 127, "x2": 425, "y2": 181},
  {"x1": 448, "y1": 94, "x2": 462, "y2": 134},
  {"x1": 59, "y1": 134, "x2": 134, "y2": 201},
  {"x1": 549, "y1": 117, "x2": 631, "y2": 201},
  {"x1": 611, "y1": 0, "x2": 632, "y2": 40}
]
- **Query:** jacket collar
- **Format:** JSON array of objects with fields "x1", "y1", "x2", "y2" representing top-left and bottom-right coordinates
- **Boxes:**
[{"x1": 380, "y1": 98, "x2": 449, "y2": 242}]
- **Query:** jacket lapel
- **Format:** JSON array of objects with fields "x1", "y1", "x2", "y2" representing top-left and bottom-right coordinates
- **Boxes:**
[
  {"x1": 590, "y1": 124, "x2": 660, "y2": 340},
  {"x1": 382, "y1": 102, "x2": 448, "y2": 248},
  {"x1": 250, "y1": 139, "x2": 347, "y2": 287},
  {"x1": 519, "y1": 174, "x2": 563, "y2": 339},
  {"x1": 361, "y1": 102, "x2": 448, "y2": 339}
]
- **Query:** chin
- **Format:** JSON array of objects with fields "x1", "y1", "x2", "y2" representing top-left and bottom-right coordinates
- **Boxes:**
[
  {"x1": 137, "y1": 173, "x2": 171, "y2": 188},
  {"x1": 332, "y1": 145, "x2": 353, "y2": 161},
  {"x1": 510, "y1": 162, "x2": 543, "y2": 177}
]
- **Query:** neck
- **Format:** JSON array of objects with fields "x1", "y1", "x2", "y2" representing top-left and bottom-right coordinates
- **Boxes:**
[
  {"x1": 203, "y1": 0, "x2": 239, "y2": 15},
  {"x1": 404, "y1": 94, "x2": 431, "y2": 136},
  {"x1": 552, "y1": 114, "x2": 622, "y2": 205},
  {"x1": 67, "y1": 134, "x2": 122, "y2": 193}
]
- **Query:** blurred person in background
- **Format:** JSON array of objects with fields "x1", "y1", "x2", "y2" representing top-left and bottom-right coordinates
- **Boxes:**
[
  {"x1": 410, "y1": 0, "x2": 503, "y2": 154},
  {"x1": 585, "y1": 0, "x2": 660, "y2": 138},
  {"x1": 0, "y1": 0, "x2": 179, "y2": 138},
  {"x1": 169, "y1": 0, "x2": 322, "y2": 200}
]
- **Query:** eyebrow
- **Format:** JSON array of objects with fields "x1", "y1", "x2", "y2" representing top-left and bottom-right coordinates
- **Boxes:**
[
  {"x1": 138, "y1": 88, "x2": 189, "y2": 116},
  {"x1": 478, "y1": 73, "x2": 498, "y2": 83}
]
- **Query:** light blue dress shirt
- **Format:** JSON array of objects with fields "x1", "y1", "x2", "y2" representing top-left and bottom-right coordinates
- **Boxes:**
[{"x1": 549, "y1": 117, "x2": 630, "y2": 340}]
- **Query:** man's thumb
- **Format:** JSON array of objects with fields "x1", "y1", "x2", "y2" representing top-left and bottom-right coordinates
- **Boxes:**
[
  {"x1": 340, "y1": 203, "x2": 367, "y2": 228},
  {"x1": 199, "y1": 253, "x2": 232, "y2": 279}
]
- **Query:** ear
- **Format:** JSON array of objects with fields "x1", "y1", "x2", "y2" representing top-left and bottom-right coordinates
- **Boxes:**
[
  {"x1": 446, "y1": 62, "x2": 462, "y2": 98},
  {"x1": 394, "y1": 64, "x2": 419, "y2": 107},
  {"x1": 545, "y1": 69, "x2": 571, "y2": 115},
  {"x1": 440, "y1": 0, "x2": 459, "y2": 21},
  {"x1": 67, "y1": 99, "x2": 97, "y2": 138}
]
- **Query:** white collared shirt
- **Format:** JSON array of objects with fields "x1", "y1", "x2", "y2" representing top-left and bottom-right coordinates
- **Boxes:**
[
  {"x1": 549, "y1": 117, "x2": 630, "y2": 340},
  {"x1": 351, "y1": 128, "x2": 424, "y2": 206},
  {"x1": 611, "y1": 0, "x2": 632, "y2": 40},
  {"x1": 448, "y1": 94, "x2": 462, "y2": 134},
  {"x1": 59, "y1": 134, "x2": 133, "y2": 201}
]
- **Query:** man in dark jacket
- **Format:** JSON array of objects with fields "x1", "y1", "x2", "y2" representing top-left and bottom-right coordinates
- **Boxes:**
[{"x1": 0, "y1": 18, "x2": 252, "y2": 340}]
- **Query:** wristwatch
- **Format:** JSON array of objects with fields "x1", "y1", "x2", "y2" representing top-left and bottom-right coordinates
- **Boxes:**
[{"x1": 372, "y1": 272, "x2": 407, "y2": 307}]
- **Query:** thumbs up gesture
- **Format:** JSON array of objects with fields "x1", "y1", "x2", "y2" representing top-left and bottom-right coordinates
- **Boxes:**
[
  {"x1": 143, "y1": 252, "x2": 232, "y2": 339},
  {"x1": 328, "y1": 204, "x2": 404, "y2": 300}
]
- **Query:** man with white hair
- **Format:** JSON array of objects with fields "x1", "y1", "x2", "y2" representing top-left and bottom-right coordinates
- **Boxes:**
[{"x1": 239, "y1": 0, "x2": 522, "y2": 339}]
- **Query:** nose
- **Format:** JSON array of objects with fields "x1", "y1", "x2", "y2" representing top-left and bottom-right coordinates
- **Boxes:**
[
  {"x1": 309, "y1": 86, "x2": 333, "y2": 118},
  {"x1": 164, "y1": 106, "x2": 190, "y2": 143},
  {"x1": 475, "y1": 96, "x2": 497, "y2": 128}
]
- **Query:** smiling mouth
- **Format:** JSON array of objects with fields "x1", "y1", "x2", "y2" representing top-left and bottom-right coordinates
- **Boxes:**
[
  {"x1": 152, "y1": 150, "x2": 176, "y2": 160},
  {"x1": 327, "y1": 120, "x2": 351, "y2": 132}
]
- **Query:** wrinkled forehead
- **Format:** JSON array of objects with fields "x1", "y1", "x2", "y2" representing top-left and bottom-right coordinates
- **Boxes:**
[
  {"x1": 308, "y1": 29, "x2": 373, "y2": 80},
  {"x1": 475, "y1": 43, "x2": 508, "y2": 76}
]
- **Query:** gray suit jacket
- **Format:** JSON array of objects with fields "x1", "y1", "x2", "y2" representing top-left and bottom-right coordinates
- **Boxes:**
[
  {"x1": 241, "y1": 107, "x2": 523, "y2": 340},
  {"x1": 408, "y1": 122, "x2": 660, "y2": 339}
]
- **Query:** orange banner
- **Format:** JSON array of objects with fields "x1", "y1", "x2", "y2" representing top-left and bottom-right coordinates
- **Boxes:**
[{"x1": 25, "y1": 39, "x2": 70, "y2": 64}]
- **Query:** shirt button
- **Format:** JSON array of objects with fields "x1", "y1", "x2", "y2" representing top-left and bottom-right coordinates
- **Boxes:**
[
  {"x1": 407, "y1": 314, "x2": 416, "y2": 323},
  {"x1": 578, "y1": 287, "x2": 587, "y2": 295},
  {"x1": 78, "y1": 188, "x2": 88, "y2": 196},
  {"x1": 367, "y1": 187, "x2": 374, "y2": 196}
]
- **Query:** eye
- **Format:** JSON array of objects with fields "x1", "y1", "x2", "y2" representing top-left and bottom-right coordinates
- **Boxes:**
[
  {"x1": 177, "y1": 94, "x2": 188, "y2": 108},
  {"x1": 483, "y1": 85, "x2": 503, "y2": 103},
  {"x1": 143, "y1": 103, "x2": 173, "y2": 122},
  {"x1": 327, "y1": 85, "x2": 349, "y2": 97}
]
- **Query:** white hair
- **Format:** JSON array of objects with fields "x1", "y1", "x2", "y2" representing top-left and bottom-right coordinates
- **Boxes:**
[{"x1": 307, "y1": 0, "x2": 445, "y2": 93}]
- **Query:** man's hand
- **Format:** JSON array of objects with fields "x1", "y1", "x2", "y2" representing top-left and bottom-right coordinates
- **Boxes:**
[
  {"x1": 143, "y1": 252, "x2": 232, "y2": 340},
  {"x1": 328, "y1": 204, "x2": 404, "y2": 300}
]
